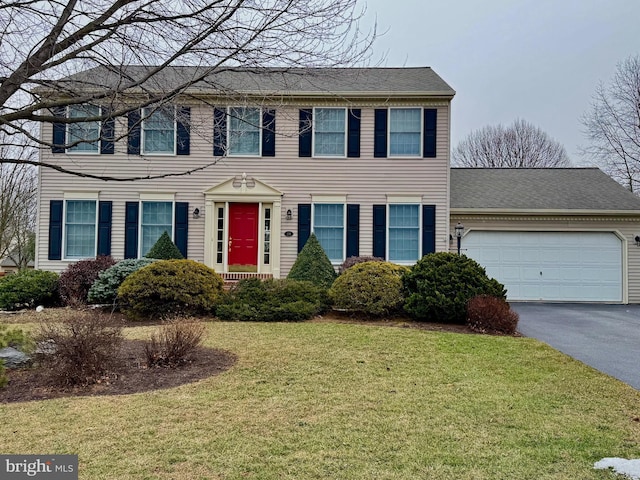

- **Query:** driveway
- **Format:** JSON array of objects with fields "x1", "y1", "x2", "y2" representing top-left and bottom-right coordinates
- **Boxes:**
[{"x1": 512, "y1": 303, "x2": 640, "y2": 390}]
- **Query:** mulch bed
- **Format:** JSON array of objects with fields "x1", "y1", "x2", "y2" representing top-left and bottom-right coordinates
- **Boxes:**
[{"x1": 0, "y1": 339, "x2": 237, "y2": 404}]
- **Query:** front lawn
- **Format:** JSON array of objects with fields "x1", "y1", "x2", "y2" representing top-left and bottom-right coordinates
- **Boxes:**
[{"x1": 1, "y1": 318, "x2": 638, "y2": 479}]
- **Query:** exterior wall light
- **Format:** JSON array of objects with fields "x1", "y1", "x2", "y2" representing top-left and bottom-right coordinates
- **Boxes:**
[
  {"x1": 286, "y1": 209, "x2": 292, "y2": 221},
  {"x1": 455, "y1": 222, "x2": 464, "y2": 255},
  {"x1": 193, "y1": 208, "x2": 200, "y2": 219}
]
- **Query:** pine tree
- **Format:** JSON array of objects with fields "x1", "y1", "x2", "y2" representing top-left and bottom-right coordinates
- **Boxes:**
[
  {"x1": 145, "y1": 231, "x2": 184, "y2": 260},
  {"x1": 287, "y1": 233, "x2": 336, "y2": 289}
]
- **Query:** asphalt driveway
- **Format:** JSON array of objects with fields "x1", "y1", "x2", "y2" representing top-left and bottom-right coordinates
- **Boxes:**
[{"x1": 512, "y1": 303, "x2": 640, "y2": 390}]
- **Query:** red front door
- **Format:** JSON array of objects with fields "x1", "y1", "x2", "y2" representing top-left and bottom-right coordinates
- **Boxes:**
[{"x1": 228, "y1": 203, "x2": 259, "y2": 269}]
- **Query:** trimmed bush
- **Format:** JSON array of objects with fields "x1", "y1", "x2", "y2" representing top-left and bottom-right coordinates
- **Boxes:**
[
  {"x1": 34, "y1": 312, "x2": 123, "y2": 386},
  {"x1": 117, "y1": 260, "x2": 223, "y2": 319},
  {"x1": 287, "y1": 233, "x2": 337, "y2": 289},
  {"x1": 59, "y1": 256, "x2": 117, "y2": 306},
  {"x1": 338, "y1": 256, "x2": 384, "y2": 274},
  {"x1": 403, "y1": 252, "x2": 506, "y2": 324},
  {"x1": 466, "y1": 295, "x2": 519, "y2": 335},
  {"x1": 145, "y1": 231, "x2": 184, "y2": 260},
  {"x1": 144, "y1": 317, "x2": 206, "y2": 367},
  {"x1": 88, "y1": 258, "x2": 156, "y2": 305},
  {"x1": 216, "y1": 278, "x2": 327, "y2": 322},
  {"x1": 329, "y1": 261, "x2": 409, "y2": 317},
  {"x1": 0, "y1": 269, "x2": 59, "y2": 310}
]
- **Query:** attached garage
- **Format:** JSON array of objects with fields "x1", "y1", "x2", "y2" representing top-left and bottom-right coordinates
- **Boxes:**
[
  {"x1": 450, "y1": 168, "x2": 640, "y2": 304},
  {"x1": 463, "y1": 230, "x2": 623, "y2": 302}
]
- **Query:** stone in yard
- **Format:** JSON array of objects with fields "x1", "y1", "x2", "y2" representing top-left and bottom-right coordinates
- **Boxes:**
[{"x1": 0, "y1": 347, "x2": 31, "y2": 369}]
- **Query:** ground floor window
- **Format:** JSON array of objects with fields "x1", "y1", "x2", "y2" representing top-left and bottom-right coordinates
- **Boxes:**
[
  {"x1": 141, "y1": 201, "x2": 173, "y2": 256},
  {"x1": 388, "y1": 204, "x2": 420, "y2": 262},
  {"x1": 313, "y1": 203, "x2": 345, "y2": 262},
  {"x1": 64, "y1": 200, "x2": 97, "y2": 259}
]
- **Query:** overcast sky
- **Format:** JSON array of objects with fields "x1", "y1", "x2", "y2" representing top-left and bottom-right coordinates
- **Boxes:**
[{"x1": 363, "y1": 0, "x2": 640, "y2": 165}]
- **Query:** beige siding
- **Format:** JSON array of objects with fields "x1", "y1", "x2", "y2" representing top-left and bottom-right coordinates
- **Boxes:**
[
  {"x1": 37, "y1": 100, "x2": 452, "y2": 275},
  {"x1": 450, "y1": 214, "x2": 640, "y2": 304}
]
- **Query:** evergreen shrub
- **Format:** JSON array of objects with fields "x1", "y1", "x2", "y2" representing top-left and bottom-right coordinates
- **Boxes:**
[
  {"x1": 287, "y1": 233, "x2": 336, "y2": 289},
  {"x1": 88, "y1": 258, "x2": 156, "y2": 305},
  {"x1": 0, "y1": 269, "x2": 59, "y2": 310},
  {"x1": 338, "y1": 256, "x2": 384, "y2": 274},
  {"x1": 145, "y1": 231, "x2": 184, "y2": 260}
]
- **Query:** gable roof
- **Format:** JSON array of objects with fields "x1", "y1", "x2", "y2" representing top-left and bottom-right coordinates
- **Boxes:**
[
  {"x1": 451, "y1": 168, "x2": 640, "y2": 212},
  {"x1": 56, "y1": 66, "x2": 455, "y2": 97}
]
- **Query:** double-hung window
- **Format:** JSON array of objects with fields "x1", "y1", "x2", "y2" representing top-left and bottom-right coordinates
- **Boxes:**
[
  {"x1": 313, "y1": 108, "x2": 346, "y2": 157},
  {"x1": 389, "y1": 108, "x2": 422, "y2": 157},
  {"x1": 67, "y1": 105, "x2": 100, "y2": 153},
  {"x1": 142, "y1": 107, "x2": 175, "y2": 154},
  {"x1": 64, "y1": 199, "x2": 97, "y2": 259},
  {"x1": 388, "y1": 204, "x2": 420, "y2": 262},
  {"x1": 313, "y1": 203, "x2": 345, "y2": 262},
  {"x1": 140, "y1": 201, "x2": 173, "y2": 256},
  {"x1": 228, "y1": 107, "x2": 261, "y2": 156}
]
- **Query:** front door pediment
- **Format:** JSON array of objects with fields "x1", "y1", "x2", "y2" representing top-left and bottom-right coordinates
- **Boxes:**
[{"x1": 204, "y1": 174, "x2": 282, "y2": 201}]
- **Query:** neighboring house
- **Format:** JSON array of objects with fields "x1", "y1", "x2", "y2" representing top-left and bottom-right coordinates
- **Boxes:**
[
  {"x1": 35, "y1": 67, "x2": 455, "y2": 281},
  {"x1": 451, "y1": 168, "x2": 640, "y2": 303},
  {"x1": 0, "y1": 253, "x2": 35, "y2": 274}
]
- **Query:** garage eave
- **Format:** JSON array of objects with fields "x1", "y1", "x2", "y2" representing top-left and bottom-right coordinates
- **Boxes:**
[{"x1": 450, "y1": 208, "x2": 640, "y2": 217}]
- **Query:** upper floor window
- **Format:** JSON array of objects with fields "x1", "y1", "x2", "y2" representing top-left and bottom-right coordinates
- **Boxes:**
[
  {"x1": 228, "y1": 107, "x2": 261, "y2": 156},
  {"x1": 313, "y1": 203, "x2": 345, "y2": 262},
  {"x1": 389, "y1": 108, "x2": 422, "y2": 157},
  {"x1": 313, "y1": 108, "x2": 346, "y2": 157},
  {"x1": 67, "y1": 105, "x2": 100, "y2": 153},
  {"x1": 142, "y1": 107, "x2": 175, "y2": 154},
  {"x1": 140, "y1": 201, "x2": 173, "y2": 256},
  {"x1": 64, "y1": 199, "x2": 97, "y2": 259}
]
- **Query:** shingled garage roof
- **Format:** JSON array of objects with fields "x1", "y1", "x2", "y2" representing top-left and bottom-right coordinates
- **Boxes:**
[
  {"x1": 450, "y1": 168, "x2": 640, "y2": 212},
  {"x1": 56, "y1": 66, "x2": 456, "y2": 97}
]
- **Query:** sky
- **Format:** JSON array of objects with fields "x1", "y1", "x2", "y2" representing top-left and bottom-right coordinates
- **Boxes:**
[{"x1": 363, "y1": 0, "x2": 640, "y2": 165}]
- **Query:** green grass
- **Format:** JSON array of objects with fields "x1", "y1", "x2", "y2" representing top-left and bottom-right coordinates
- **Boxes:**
[{"x1": 1, "y1": 320, "x2": 638, "y2": 479}]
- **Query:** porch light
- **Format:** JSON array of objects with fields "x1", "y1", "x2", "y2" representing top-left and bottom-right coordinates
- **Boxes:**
[
  {"x1": 455, "y1": 222, "x2": 464, "y2": 255},
  {"x1": 635, "y1": 235, "x2": 640, "y2": 246},
  {"x1": 286, "y1": 209, "x2": 292, "y2": 221},
  {"x1": 193, "y1": 208, "x2": 200, "y2": 219}
]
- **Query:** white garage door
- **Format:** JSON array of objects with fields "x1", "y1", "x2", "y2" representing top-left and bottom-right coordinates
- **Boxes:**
[{"x1": 464, "y1": 231, "x2": 623, "y2": 302}]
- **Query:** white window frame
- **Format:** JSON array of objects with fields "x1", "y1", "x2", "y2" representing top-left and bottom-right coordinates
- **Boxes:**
[
  {"x1": 388, "y1": 107, "x2": 423, "y2": 158},
  {"x1": 227, "y1": 106, "x2": 262, "y2": 157},
  {"x1": 311, "y1": 199, "x2": 347, "y2": 263},
  {"x1": 386, "y1": 202, "x2": 422, "y2": 264},
  {"x1": 66, "y1": 104, "x2": 101, "y2": 155},
  {"x1": 138, "y1": 193, "x2": 176, "y2": 257},
  {"x1": 62, "y1": 193, "x2": 99, "y2": 261},
  {"x1": 312, "y1": 107, "x2": 347, "y2": 158},
  {"x1": 142, "y1": 106, "x2": 177, "y2": 155}
]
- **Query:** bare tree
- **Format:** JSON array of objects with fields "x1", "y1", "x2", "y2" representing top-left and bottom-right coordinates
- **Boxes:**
[
  {"x1": 1, "y1": 152, "x2": 37, "y2": 269},
  {"x1": 581, "y1": 55, "x2": 640, "y2": 193},
  {"x1": 452, "y1": 119, "x2": 571, "y2": 168},
  {"x1": 0, "y1": 0, "x2": 375, "y2": 181}
]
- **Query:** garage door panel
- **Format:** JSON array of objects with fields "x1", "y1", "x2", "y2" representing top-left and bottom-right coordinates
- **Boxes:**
[{"x1": 464, "y1": 231, "x2": 622, "y2": 302}]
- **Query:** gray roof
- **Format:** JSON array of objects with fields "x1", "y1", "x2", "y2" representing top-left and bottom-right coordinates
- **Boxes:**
[
  {"x1": 451, "y1": 168, "x2": 640, "y2": 211},
  {"x1": 58, "y1": 66, "x2": 455, "y2": 97}
]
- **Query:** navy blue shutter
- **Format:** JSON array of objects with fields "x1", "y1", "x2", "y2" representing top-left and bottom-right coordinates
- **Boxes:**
[
  {"x1": 48, "y1": 200, "x2": 63, "y2": 260},
  {"x1": 213, "y1": 107, "x2": 227, "y2": 157},
  {"x1": 262, "y1": 109, "x2": 276, "y2": 157},
  {"x1": 372, "y1": 205, "x2": 386, "y2": 259},
  {"x1": 374, "y1": 109, "x2": 388, "y2": 158},
  {"x1": 422, "y1": 205, "x2": 436, "y2": 255},
  {"x1": 346, "y1": 204, "x2": 360, "y2": 257},
  {"x1": 297, "y1": 204, "x2": 311, "y2": 252},
  {"x1": 100, "y1": 108, "x2": 115, "y2": 154},
  {"x1": 176, "y1": 106, "x2": 190, "y2": 155},
  {"x1": 52, "y1": 107, "x2": 66, "y2": 153},
  {"x1": 423, "y1": 109, "x2": 437, "y2": 158},
  {"x1": 127, "y1": 110, "x2": 141, "y2": 155},
  {"x1": 347, "y1": 109, "x2": 361, "y2": 158},
  {"x1": 174, "y1": 202, "x2": 188, "y2": 258},
  {"x1": 97, "y1": 201, "x2": 112, "y2": 256},
  {"x1": 124, "y1": 202, "x2": 139, "y2": 259},
  {"x1": 298, "y1": 109, "x2": 312, "y2": 157}
]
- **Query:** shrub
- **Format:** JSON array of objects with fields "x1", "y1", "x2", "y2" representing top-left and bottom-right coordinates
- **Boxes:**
[
  {"x1": 403, "y1": 252, "x2": 506, "y2": 324},
  {"x1": 0, "y1": 269, "x2": 59, "y2": 310},
  {"x1": 117, "y1": 259, "x2": 224, "y2": 319},
  {"x1": 144, "y1": 317, "x2": 206, "y2": 367},
  {"x1": 338, "y1": 256, "x2": 384, "y2": 274},
  {"x1": 88, "y1": 258, "x2": 156, "y2": 305},
  {"x1": 59, "y1": 256, "x2": 117, "y2": 306},
  {"x1": 145, "y1": 231, "x2": 184, "y2": 260},
  {"x1": 466, "y1": 295, "x2": 519, "y2": 335},
  {"x1": 287, "y1": 233, "x2": 337, "y2": 289},
  {"x1": 216, "y1": 278, "x2": 327, "y2": 322},
  {"x1": 34, "y1": 312, "x2": 123, "y2": 386},
  {"x1": 329, "y1": 261, "x2": 409, "y2": 317}
]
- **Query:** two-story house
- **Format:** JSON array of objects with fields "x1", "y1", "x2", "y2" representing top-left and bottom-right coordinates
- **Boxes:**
[{"x1": 36, "y1": 67, "x2": 455, "y2": 281}]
